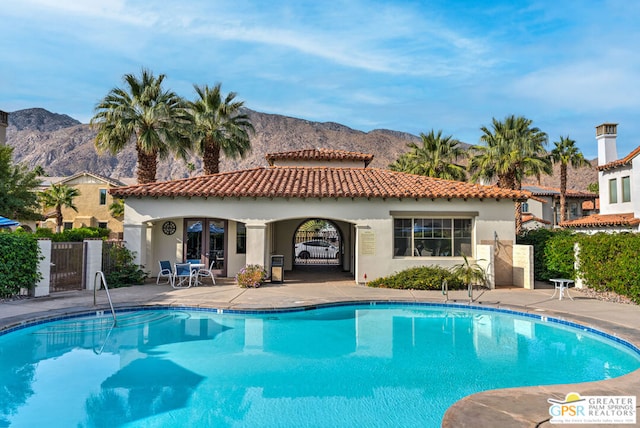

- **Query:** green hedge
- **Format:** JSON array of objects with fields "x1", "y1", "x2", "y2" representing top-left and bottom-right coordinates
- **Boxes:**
[
  {"x1": 0, "y1": 233, "x2": 41, "y2": 298},
  {"x1": 578, "y1": 233, "x2": 640, "y2": 303},
  {"x1": 367, "y1": 266, "x2": 464, "y2": 290},
  {"x1": 33, "y1": 227, "x2": 111, "y2": 242},
  {"x1": 518, "y1": 229, "x2": 640, "y2": 303}
]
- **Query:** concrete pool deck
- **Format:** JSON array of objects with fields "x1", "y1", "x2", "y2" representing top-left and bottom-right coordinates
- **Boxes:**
[{"x1": 1, "y1": 269, "x2": 639, "y2": 428}]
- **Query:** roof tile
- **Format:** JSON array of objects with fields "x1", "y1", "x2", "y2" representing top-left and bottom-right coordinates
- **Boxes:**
[
  {"x1": 111, "y1": 167, "x2": 529, "y2": 201},
  {"x1": 560, "y1": 213, "x2": 640, "y2": 228},
  {"x1": 265, "y1": 148, "x2": 374, "y2": 166}
]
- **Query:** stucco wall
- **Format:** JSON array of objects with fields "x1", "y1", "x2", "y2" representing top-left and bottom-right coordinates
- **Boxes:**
[{"x1": 123, "y1": 196, "x2": 518, "y2": 282}]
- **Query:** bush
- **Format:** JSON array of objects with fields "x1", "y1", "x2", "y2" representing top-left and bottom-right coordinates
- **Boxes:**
[
  {"x1": 103, "y1": 245, "x2": 147, "y2": 288},
  {"x1": 578, "y1": 233, "x2": 640, "y2": 304},
  {"x1": 517, "y1": 228, "x2": 576, "y2": 281},
  {"x1": 236, "y1": 264, "x2": 267, "y2": 288},
  {"x1": 0, "y1": 233, "x2": 41, "y2": 298},
  {"x1": 367, "y1": 266, "x2": 464, "y2": 290},
  {"x1": 33, "y1": 227, "x2": 111, "y2": 242}
]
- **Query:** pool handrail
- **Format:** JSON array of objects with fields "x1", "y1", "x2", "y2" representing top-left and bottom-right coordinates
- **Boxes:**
[{"x1": 93, "y1": 271, "x2": 117, "y2": 326}]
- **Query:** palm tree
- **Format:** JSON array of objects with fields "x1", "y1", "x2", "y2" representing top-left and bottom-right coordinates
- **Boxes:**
[
  {"x1": 389, "y1": 130, "x2": 466, "y2": 181},
  {"x1": 549, "y1": 136, "x2": 591, "y2": 223},
  {"x1": 39, "y1": 184, "x2": 80, "y2": 233},
  {"x1": 109, "y1": 198, "x2": 125, "y2": 219},
  {"x1": 187, "y1": 83, "x2": 254, "y2": 175},
  {"x1": 90, "y1": 69, "x2": 191, "y2": 184},
  {"x1": 469, "y1": 115, "x2": 552, "y2": 234}
]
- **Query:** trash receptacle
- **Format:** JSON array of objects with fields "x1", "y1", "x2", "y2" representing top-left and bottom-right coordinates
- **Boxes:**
[{"x1": 270, "y1": 255, "x2": 284, "y2": 283}]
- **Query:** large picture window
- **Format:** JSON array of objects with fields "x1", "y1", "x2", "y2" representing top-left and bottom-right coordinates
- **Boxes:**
[{"x1": 394, "y1": 218, "x2": 472, "y2": 257}]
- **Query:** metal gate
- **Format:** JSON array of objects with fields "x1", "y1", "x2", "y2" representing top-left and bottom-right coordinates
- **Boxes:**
[
  {"x1": 294, "y1": 229, "x2": 341, "y2": 265},
  {"x1": 50, "y1": 242, "x2": 85, "y2": 292}
]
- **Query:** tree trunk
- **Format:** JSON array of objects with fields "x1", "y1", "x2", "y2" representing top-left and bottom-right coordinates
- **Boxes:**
[
  {"x1": 515, "y1": 201, "x2": 523, "y2": 235},
  {"x1": 55, "y1": 205, "x2": 63, "y2": 233},
  {"x1": 559, "y1": 164, "x2": 567, "y2": 224},
  {"x1": 137, "y1": 146, "x2": 158, "y2": 184},
  {"x1": 203, "y1": 140, "x2": 221, "y2": 175}
]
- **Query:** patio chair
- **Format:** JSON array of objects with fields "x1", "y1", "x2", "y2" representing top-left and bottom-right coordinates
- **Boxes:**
[
  {"x1": 196, "y1": 259, "x2": 216, "y2": 286},
  {"x1": 157, "y1": 260, "x2": 173, "y2": 285},
  {"x1": 173, "y1": 263, "x2": 195, "y2": 289}
]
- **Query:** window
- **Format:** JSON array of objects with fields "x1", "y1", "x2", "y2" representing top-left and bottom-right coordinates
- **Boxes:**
[
  {"x1": 98, "y1": 222, "x2": 108, "y2": 229},
  {"x1": 63, "y1": 222, "x2": 73, "y2": 230},
  {"x1": 609, "y1": 179, "x2": 618, "y2": 204},
  {"x1": 521, "y1": 202, "x2": 529, "y2": 213},
  {"x1": 99, "y1": 189, "x2": 107, "y2": 205},
  {"x1": 236, "y1": 222, "x2": 246, "y2": 254},
  {"x1": 569, "y1": 203, "x2": 578, "y2": 218},
  {"x1": 394, "y1": 218, "x2": 472, "y2": 257},
  {"x1": 622, "y1": 176, "x2": 631, "y2": 203}
]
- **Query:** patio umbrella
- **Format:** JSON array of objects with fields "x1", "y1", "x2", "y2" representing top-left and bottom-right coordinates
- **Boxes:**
[
  {"x1": 187, "y1": 223, "x2": 224, "y2": 234},
  {"x1": 0, "y1": 216, "x2": 19, "y2": 228}
]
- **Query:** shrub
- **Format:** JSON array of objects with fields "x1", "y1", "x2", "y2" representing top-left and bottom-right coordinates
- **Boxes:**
[
  {"x1": 517, "y1": 228, "x2": 576, "y2": 281},
  {"x1": 33, "y1": 227, "x2": 110, "y2": 242},
  {"x1": 236, "y1": 264, "x2": 267, "y2": 288},
  {"x1": 367, "y1": 266, "x2": 464, "y2": 290},
  {"x1": 103, "y1": 245, "x2": 147, "y2": 288},
  {"x1": 0, "y1": 233, "x2": 42, "y2": 297}
]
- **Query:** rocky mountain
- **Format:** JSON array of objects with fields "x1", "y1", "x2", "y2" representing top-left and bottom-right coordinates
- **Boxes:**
[{"x1": 6, "y1": 108, "x2": 598, "y2": 190}]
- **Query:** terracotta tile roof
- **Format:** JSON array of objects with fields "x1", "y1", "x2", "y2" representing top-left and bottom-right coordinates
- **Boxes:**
[
  {"x1": 597, "y1": 145, "x2": 640, "y2": 171},
  {"x1": 111, "y1": 167, "x2": 529, "y2": 201},
  {"x1": 560, "y1": 213, "x2": 640, "y2": 228},
  {"x1": 522, "y1": 214, "x2": 551, "y2": 225},
  {"x1": 265, "y1": 148, "x2": 374, "y2": 167},
  {"x1": 522, "y1": 184, "x2": 597, "y2": 199}
]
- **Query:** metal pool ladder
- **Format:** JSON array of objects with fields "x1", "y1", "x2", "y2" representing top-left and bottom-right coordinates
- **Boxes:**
[{"x1": 94, "y1": 271, "x2": 117, "y2": 326}]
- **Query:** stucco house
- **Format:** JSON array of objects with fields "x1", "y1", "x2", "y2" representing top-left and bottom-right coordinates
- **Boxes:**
[
  {"x1": 38, "y1": 172, "x2": 134, "y2": 239},
  {"x1": 562, "y1": 124, "x2": 640, "y2": 233},
  {"x1": 112, "y1": 149, "x2": 533, "y2": 288},
  {"x1": 521, "y1": 185, "x2": 597, "y2": 230}
]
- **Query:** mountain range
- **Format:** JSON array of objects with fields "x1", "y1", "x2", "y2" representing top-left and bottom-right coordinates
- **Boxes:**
[{"x1": 5, "y1": 108, "x2": 597, "y2": 190}]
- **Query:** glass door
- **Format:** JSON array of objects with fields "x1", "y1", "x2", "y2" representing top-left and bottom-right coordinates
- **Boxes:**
[{"x1": 184, "y1": 218, "x2": 226, "y2": 275}]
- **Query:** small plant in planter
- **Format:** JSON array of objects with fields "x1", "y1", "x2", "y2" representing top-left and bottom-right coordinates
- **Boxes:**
[
  {"x1": 236, "y1": 264, "x2": 267, "y2": 288},
  {"x1": 450, "y1": 254, "x2": 487, "y2": 290}
]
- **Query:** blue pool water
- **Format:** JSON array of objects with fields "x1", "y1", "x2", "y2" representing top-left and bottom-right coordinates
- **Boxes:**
[{"x1": 1, "y1": 304, "x2": 639, "y2": 427}]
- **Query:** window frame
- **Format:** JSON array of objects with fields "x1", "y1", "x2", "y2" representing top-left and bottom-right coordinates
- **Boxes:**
[
  {"x1": 236, "y1": 222, "x2": 246, "y2": 254},
  {"x1": 622, "y1": 176, "x2": 631, "y2": 203},
  {"x1": 393, "y1": 216, "x2": 473, "y2": 258},
  {"x1": 99, "y1": 188, "x2": 107, "y2": 205},
  {"x1": 609, "y1": 178, "x2": 618, "y2": 204}
]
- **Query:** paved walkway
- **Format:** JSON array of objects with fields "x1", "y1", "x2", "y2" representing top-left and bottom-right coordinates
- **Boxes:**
[{"x1": 1, "y1": 269, "x2": 639, "y2": 427}]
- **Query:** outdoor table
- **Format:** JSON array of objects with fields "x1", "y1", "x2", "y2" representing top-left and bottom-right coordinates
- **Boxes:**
[
  {"x1": 550, "y1": 278, "x2": 574, "y2": 301},
  {"x1": 188, "y1": 263, "x2": 205, "y2": 285}
]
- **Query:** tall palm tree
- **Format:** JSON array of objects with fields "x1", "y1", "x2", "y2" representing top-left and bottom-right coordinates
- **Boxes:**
[
  {"x1": 389, "y1": 129, "x2": 466, "y2": 181},
  {"x1": 187, "y1": 83, "x2": 254, "y2": 175},
  {"x1": 90, "y1": 69, "x2": 191, "y2": 184},
  {"x1": 469, "y1": 115, "x2": 552, "y2": 234},
  {"x1": 549, "y1": 136, "x2": 591, "y2": 223},
  {"x1": 109, "y1": 198, "x2": 125, "y2": 219},
  {"x1": 39, "y1": 184, "x2": 80, "y2": 233}
]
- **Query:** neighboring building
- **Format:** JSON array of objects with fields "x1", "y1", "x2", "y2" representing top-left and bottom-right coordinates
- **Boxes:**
[
  {"x1": 521, "y1": 185, "x2": 597, "y2": 230},
  {"x1": 38, "y1": 172, "x2": 135, "y2": 239},
  {"x1": 112, "y1": 148, "x2": 533, "y2": 288},
  {"x1": 562, "y1": 124, "x2": 640, "y2": 233},
  {"x1": 0, "y1": 110, "x2": 8, "y2": 145}
]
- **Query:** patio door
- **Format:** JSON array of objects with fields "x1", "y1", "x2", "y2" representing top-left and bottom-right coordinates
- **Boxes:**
[{"x1": 185, "y1": 218, "x2": 226, "y2": 275}]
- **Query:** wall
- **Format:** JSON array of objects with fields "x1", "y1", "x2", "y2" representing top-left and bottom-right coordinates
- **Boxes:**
[{"x1": 123, "y1": 195, "x2": 518, "y2": 282}]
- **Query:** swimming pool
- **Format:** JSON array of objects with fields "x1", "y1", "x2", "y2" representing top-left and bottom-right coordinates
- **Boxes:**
[{"x1": 1, "y1": 303, "x2": 639, "y2": 427}]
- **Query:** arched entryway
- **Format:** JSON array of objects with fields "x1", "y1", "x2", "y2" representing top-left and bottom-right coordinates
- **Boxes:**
[{"x1": 293, "y1": 219, "x2": 343, "y2": 268}]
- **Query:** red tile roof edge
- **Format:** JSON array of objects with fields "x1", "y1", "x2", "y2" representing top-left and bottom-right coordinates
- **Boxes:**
[
  {"x1": 597, "y1": 145, "x2": 640, "y2": 171},
  {"x1": 110, "y1": 166, "x2": 529, "y2": 201},
  {"x1": 265, "y1": 148, "x2": 374, "y2": 166},
  {"x1": 560, "y1": 213, "x2": 640, "y2": 228}
]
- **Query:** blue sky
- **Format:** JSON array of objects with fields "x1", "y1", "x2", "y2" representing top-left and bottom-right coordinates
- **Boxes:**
[{"x1": 2, "y1": 0, "x2": 639, "y2": 159}]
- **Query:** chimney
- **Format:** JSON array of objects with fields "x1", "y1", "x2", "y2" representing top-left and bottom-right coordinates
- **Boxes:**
[
  {"x1": 596, "y1": 123, "x2": 618, "y2": 166},
  {"x1": 0, "y1": 110, "x2": 8, "y2": 146}
]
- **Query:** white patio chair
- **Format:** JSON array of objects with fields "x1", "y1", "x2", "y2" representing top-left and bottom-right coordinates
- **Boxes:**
[
  {"x1": 157, "y1": 260, "x2": 173, "y2": 285},
  {"x1": 196, "y1": 259, "x2": 216, "y2": 286},
  {"x1": 172, "y1": 263, "x2": 195, "y2": 288}
]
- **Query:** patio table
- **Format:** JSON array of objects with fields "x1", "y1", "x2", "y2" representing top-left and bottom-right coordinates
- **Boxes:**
[{"x1": 550, "y1": 278, "x2": 574, "y2": 301}]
